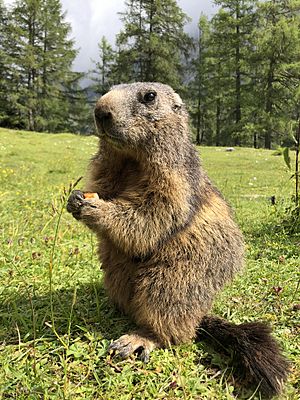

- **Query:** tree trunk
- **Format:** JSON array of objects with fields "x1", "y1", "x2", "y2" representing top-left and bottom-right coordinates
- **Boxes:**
[
  {"x1": 265, "y1": 59, "x2": 275, "y2": 149},
  {"x1": 295, "y1": 119, "x2": 300, "y2": 209},
  {"x1": 27, "y1": 11, "x2": 36, "y2": 131},
  {"x1": 196, "y1": 95, "x2": 201, "y2": 145},
  {"x1": 146, "y1": 0, "x2": 155, "y2": 81},
  {"x1": 253, "y1": 132, "x2": 257, "y2": 149},
  {"x1": 139, "y1": 0, "x2": 144, "y2": 80},
  {"x1": 200, "y1": 108, "x2": 205, "y2": 144},
  {"x1": 234, "y1": 1, "x2": 241, "y2": 146},
  {"x1": 216, "y1": 97, "x2": 221, "y2": 146},
  {"x1": 41, "y1": 20, "x2": 48, "y2": 127},
  {"x1": 196, "y1": 23, "x2": 202, "y2": 145}
]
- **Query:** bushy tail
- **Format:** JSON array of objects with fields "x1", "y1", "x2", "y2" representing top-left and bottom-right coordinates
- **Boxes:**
[{"x1": 197, "y1": 316, "x2": 289, "y2": 398}]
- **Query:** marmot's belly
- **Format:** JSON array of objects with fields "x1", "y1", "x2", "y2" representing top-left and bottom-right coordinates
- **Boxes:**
[
  {"x1": 99, "y1": 240, "x2": 134, "y2": 314},
  {"x1": 98, "y1": 212, "x2": 243, "y2": 318}
]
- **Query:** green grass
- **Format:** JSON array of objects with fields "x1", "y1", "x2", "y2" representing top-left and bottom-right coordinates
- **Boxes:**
[{"x1": 0, "y1": 127, "x2": 299, "y2": 399}]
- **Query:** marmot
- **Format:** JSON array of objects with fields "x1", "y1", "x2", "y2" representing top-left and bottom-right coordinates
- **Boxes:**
[{"x1": 66, "y1": 82, "x2": 289, "y2": 397}]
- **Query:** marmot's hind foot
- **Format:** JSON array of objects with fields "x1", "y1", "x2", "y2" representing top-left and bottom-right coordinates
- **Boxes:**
[{"x1": 108, "y1": 332, "x2": 158, "y2": 363}]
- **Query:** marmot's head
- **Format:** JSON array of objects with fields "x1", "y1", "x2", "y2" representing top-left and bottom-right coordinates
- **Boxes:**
[{"x1": 94, "y1": 82, "x2": 188, "y2": 150}]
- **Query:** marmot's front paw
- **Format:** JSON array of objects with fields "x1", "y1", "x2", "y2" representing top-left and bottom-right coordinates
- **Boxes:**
[
  {"x1": 67, "y1": 190, "x2": 100, "y2": 220},
  {"x1": 66, "y1": 190, "x2": 86, "y2": 220}
]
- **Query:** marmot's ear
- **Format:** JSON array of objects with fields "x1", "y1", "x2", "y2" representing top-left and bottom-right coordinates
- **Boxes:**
[
  {"x1": 172, "y1": 92, "x2": 184, "y2": 113},
  {"x1": 172, "y1": 104, "x2": 182, "y2": 112}
]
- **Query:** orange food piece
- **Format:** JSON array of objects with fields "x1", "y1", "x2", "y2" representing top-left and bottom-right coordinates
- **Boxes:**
[{"x1": 83, "y1": 192, "x2": 99, "y2": 200}]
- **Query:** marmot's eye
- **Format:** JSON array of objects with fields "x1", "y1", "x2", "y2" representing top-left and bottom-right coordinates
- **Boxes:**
[{"x1": 143, "y1": 91, "x2": 156, "y2": 103}]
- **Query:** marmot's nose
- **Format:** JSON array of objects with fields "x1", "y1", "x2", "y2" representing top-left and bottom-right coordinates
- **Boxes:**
[{"x1": 94, "y1": 106, "x2": 113, "y2": 125}]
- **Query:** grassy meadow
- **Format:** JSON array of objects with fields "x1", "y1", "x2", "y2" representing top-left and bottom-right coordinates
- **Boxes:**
[{"x1": 0, "y1": 127, "x2": 299, "y2": 399}]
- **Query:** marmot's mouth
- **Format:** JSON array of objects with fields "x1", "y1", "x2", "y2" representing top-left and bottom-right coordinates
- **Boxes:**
[
  {"x1": 103, "y1": 128, "x2": 127, "y2": 146},
  {"x1": 94, "y1": 114, "x2": 127, "y2": 145},
  {"x1": 95, "y1": 121, "x2": 118, "y2": 139},
  {"x1": 106, "y1": 131, "x2": 121, "y2": 141}
]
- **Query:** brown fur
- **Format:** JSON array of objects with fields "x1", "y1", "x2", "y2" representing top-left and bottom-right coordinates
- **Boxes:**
[{"x1": 66, "y1": 82, "x2": 289, "y2": 397}]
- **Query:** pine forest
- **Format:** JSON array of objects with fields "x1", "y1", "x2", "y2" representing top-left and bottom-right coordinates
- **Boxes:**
[{"x1": 1, "y1": 0, "x2": 300, "y2": 148}]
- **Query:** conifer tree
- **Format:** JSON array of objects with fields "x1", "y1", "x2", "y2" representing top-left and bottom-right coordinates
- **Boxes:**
[
  {"x1": 251, "y1": 0, "x2": 300, "y2": 148},
  {"x1": 38, "y1": 0, "x2": 77, "y2": 131},
  {"x1": 90, "y1": 36, "x2": 116, "y2": 96},
  {"x1": 0, "y1": 0, "x2": 9, "y2": 125},
  {"x1": 210, "y1": 0, "x2": 256, "y2": 146},
  {"x1": 189, "y1": 15, "x2": 215, "y2": 145},
  {"x1": 65, "y1": 71, "x2": 93, "y2": 134},
  {"x1": 115, "y1": 0, "x2": 192, "y2": 91},
  {"x1": 2, "y1": 0, "x2": 79, "y2": 132}
]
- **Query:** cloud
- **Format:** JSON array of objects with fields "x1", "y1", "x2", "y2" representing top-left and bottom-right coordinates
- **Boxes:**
[
  {"x1": 59, "y1": 0, "x2": 123, "y2": 73},
  {"x1": 60, "y1": 0, "x2": 216, "y2": 73}
]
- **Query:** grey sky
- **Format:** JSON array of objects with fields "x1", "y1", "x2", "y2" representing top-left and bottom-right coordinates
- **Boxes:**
[{"x1": 4, "y1": 0, "x2": 217, "y2": 73}]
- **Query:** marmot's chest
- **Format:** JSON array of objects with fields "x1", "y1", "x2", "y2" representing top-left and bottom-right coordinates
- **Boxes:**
[{"x1": 104, "y1": 161, "x2": 148, "y2": 201}]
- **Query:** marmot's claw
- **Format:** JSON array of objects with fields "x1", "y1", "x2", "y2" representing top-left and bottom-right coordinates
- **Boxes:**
[
  {"x1": 107, "y1": 341, "x2": 121, "y2": 352},
  {"x1": 108, "y1": 333, "x2": 155, "y2": 362},
  {"x1": 70, "y1": 189, "x2": 85, "y2": 202},
  {"x1": 139, "y1": 348, "x2": 150, "y2": 363},
  {"x1": 116, "y1": 344, "x2": 134, "y2": 360},
  {"x1": 66, "y1": 190, "x2": 87, "y2": 218},
  {"x1": 108, "y1": 339, "x2": 133, "y2": 359},
  {"x1": 108, "y1": 341, "x2": 128, "y2": 360}
]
